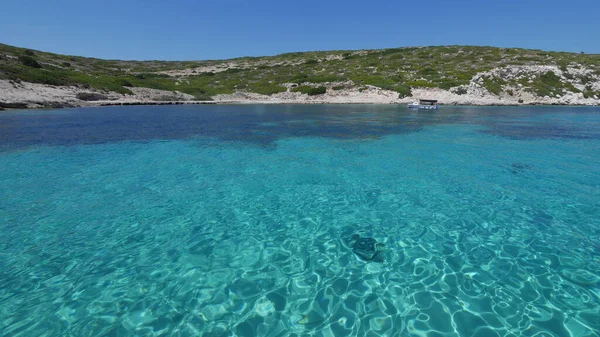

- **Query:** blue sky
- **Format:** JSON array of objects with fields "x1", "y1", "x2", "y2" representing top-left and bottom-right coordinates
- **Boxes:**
[{"x1": 1, "y1": 0, "x2": 598, "y2": 60}]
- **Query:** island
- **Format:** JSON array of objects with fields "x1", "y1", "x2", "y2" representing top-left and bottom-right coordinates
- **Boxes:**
[{"x1": 1, "y1": 43, "x2": 599, "y2": 109}]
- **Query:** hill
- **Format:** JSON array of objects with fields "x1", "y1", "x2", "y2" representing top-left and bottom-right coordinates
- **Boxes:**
[{"x1": 1, "y1": 43, "x2": 599, "y2": 108}]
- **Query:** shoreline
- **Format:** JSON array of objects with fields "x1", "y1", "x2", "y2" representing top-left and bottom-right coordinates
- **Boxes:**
[
  {"x1": 1, "y1": 79, "x2": 599, "y2": 111},
  {"x1": 2, "y1": 100, "x2": 598, "y2": 112}
]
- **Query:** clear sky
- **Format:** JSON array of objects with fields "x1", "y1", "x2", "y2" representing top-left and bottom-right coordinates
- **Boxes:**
[{"x1": 1, "y1": 0, "x2": 598, "y2": 60}]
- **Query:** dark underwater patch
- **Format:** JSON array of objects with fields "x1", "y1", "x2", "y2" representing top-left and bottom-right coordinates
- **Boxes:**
[{"x1": 347, "y1": 234, "x2": 386, "y2": 262}]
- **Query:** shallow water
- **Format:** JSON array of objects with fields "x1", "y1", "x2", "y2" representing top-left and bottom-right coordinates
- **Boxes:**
[{"x1": 1, "y1": 105, "x2": 599, "y2": 337}]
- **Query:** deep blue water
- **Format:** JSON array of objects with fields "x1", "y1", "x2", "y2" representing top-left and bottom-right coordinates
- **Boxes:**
[{"x1": 0, "y1": 105, "x2": 599, "y2": 337}]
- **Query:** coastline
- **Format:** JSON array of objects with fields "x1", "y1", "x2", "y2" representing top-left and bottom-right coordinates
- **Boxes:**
[
  {"x1": 2, "y1": 99, "x2": 598, "y2": 112},
  {"x1": 1, "y1": 79, "x2": 599, "y2": 111}
]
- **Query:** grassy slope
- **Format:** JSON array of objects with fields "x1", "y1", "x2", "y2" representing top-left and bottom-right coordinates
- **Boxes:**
[{"x1": 1, "y1": 43, "x2": 600, "y2": 100}]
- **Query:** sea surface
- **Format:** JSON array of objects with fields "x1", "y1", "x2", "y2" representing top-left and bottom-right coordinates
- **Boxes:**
[{"x1": 1, "y1": 105, "x2": 599, "y2": 337}]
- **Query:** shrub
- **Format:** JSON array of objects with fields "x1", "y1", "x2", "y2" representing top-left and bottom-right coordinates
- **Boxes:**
[
  {"x1": 250, "y1": 81, "x2": 286, "y2": 95},
  {"x1": 406, "y1": 80, "x2": 436, "y2": 88},
  {"x1": 133, "y1": 73, "x2": 170, "y2": 80},
  {"x1": 455, "y1": 72, "x2": 475, "y2": 81},
  {"x1": 292, "y1": 86, "x2": 327, "y2": 95},
  {"x1": 304, "y1": 74, "x2": 345, "y2": 83},
  {"x1": 417, "y1": 67, "x2": 439, "y2": 77},
  {"x1": 304, "y1": 59, "x2": 319, "y2": 65},
  {"x1": 583, "y1": 90, "x2": 598, "y2": 99},
  {"x1": 223, "y1": 68, "x2": 242, "y2": 74},
  {"x1": 577, "y1": 74, "x2": 593, "y2": 84},
  {"x1": 558, "y1": 62, "x2": 568, "y2": 72},
  {"x1": 307, "y1": 86, "x2": 327, "y2": 96},
  {"x1": 530, "y1": 71, "x2": 568, "y2": 97},
  {"x1": 482, "y1": 77, "x2": 505, "y2": 95},
  {"x1": 291, "y1": 73, "x2": 309, "y2": 82},
  {"x1": 437, "y1": 78, "x2": 462, "y2": 90},
  {"x1": 380, "y1": 48, "x2": 404, "y2": 56},
  {"x1": 62, "y1": 62, "x2": 72, "y2": 67},
  {"x1": 19, "y1": 55, "x2": 42, "y2": 68},
  {"x1": 454, "y1": 87, "x2": 468, "y2": 95},
  {"x1": 395, "y1": 85, "x2": 412, "y2": 98},
  {"x1": 24, "y1": 49, "x2": 35, "y2": 56},
  {"x1": 76, "y1": 92, "x2": 108, "y2": 101},
  {"x1": 332, "y1": 85, "x2": 345, "y2": 90}
]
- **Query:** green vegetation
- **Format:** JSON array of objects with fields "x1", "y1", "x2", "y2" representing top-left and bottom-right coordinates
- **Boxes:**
[
  {"x1": 529, "y1": 71, "x2": 580, "y2": 97},
  {"x1": 483, "y1": 77, "x2": 506, "y2": 95},
  {"x1": 583, "y1": 87, "x2": 599, "y2": 99},
  {"x1": 292, "y1": 86, "x2": 327, "y2": 95},
  {"x1": 395, "y1": 85, "x2": 412, "y2": 98},
  {"x1": 19, "y1": 55, "x2": 42, "y2": 68},
  {"x1": 249, "y1": 81, "x2": 286, "y2": 95},
  {"x1": 1, "y1": 43, "x2": 599, "y2": 99},
  {"x1": 454, "y1": 87, "x2": 468, "y2": 95}
]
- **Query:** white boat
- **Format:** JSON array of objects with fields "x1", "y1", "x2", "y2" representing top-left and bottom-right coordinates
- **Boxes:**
[{"x1": 407, "y1": 99, "x2": 439, "y2": 110}]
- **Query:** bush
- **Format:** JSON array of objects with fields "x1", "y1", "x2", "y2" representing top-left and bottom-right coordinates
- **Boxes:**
[
  {"x1": 62, "y1": 62, "x2": 72, "y2": 67},
  {"x1": 19, "y1": 55, "x2": 42, "y2": 68},
  {"x1": 250, "y1": 81, "x2": 286, "y2": 95},
  {"x1": 380, "y1": 48, "x2": 404, "y2": 56},
  {"x1": 76, "y1": 92, "x2": 108, "y2": 101},
  {"x1": 454, "y1": 87, "x2": 468, "y2": 95},
  {"x1": 482, "y1": 77, "x2": 505, "y2": 95},
  {"x1": 406, "y1": 80, "x2": 436, "y2": 88},
  {"x1": 134, "y1": 73, "x2": 170, "y2": 80},
  {"x1": 395, "y1": 85, "x2": 412, "y2": 98},
  {"x1": 455, "y1": 72, "x2": 475, "y2": 81},
  {"x1": 303, "y1": 74, "x2": 345, "y2": 83},
  {"x1": 417, "y1": 67, "x2": 439, "y2": 77},
  {"x1": 437, "y1": 78, "x2": 462, "y2": 90},
  {"x1": 304, "y1": 59, "x2": 319, "y2": 65},
  {"x1": 24, "y1": 49, "x2": 35, "y2": 56},
  {"x1": 583, "y1": 90, "x2": 598, "y2": 99},
  {"x1": 292, "y1": 86, "x2": 327, "y2": 96},
  {"x1": 530, "y1": 71, "x2": 567, "y2": 97},
  {"x1": 577, "y1": 74, "x2": 593, "y2": 84},
  {"x1": 332, "y1": 85, "x2": 345, "y2": 90}
]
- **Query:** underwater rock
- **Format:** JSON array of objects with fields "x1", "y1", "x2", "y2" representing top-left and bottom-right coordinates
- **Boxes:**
[
  {"x1": 348, "y1": 234, "x2": 385, "y2": 262},
  {"x1": 509, "y1": 162, "x2": 532, "y2": 174}
]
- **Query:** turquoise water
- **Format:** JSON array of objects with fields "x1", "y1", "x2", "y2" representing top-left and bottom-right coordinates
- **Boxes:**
[{"x1": 1, "y1": 105, "x2": 599, "y2": 337}]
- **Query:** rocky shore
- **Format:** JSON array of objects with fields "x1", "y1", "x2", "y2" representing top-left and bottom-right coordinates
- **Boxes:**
[{"x1": 2, "y1": 63, "x2": 599, "y2": 110}]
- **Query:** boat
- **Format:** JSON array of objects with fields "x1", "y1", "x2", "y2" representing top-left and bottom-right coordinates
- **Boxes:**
[{"x1": 407, "y1": 99, "x2": 439, "y2": 110}]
